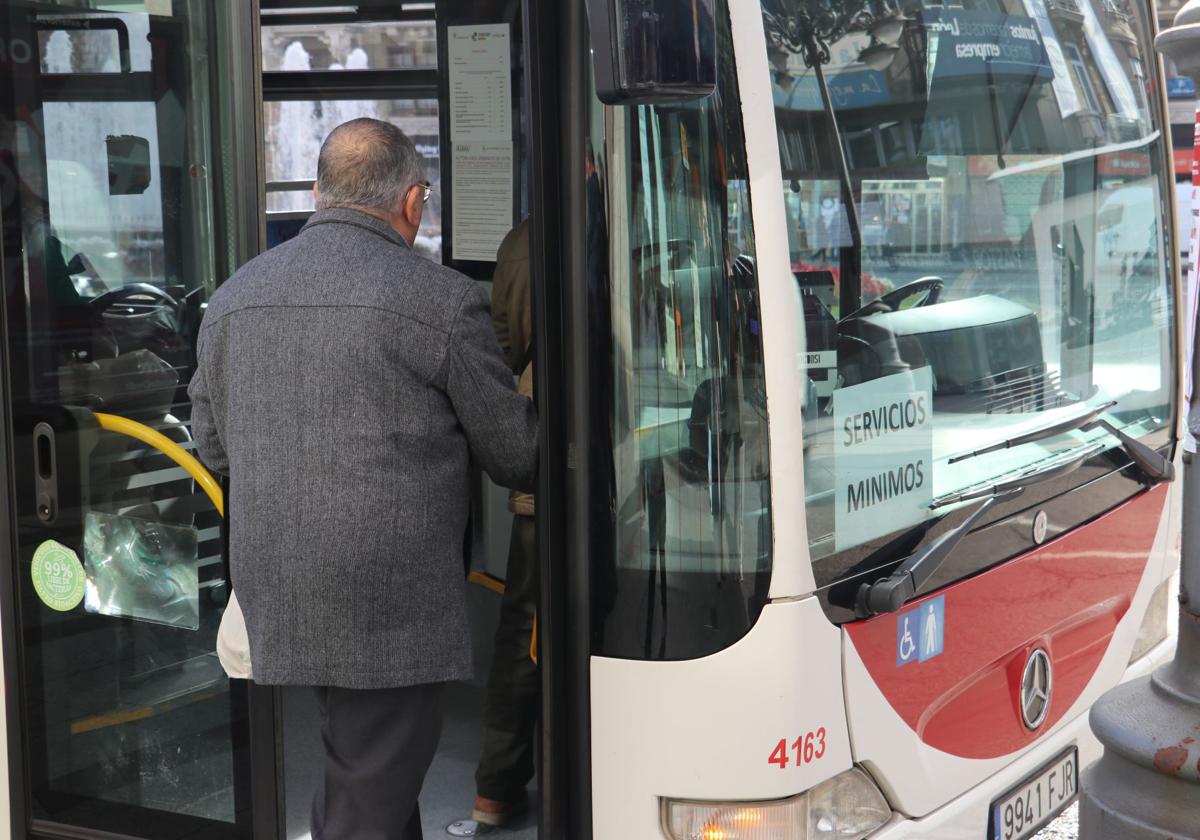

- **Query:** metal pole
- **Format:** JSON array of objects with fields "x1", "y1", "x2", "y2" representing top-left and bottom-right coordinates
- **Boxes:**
[{"x1": 1079, "y1": 3, "x2": 1200, "y2": 837}]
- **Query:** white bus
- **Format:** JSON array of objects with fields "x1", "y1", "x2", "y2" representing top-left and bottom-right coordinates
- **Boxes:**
[{"x1": 0, "y1": 0, "x2": 1182, "y2": 838}]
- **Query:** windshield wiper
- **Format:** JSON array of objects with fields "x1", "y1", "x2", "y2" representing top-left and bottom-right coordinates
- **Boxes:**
[
  {"x1": 1085, "y1": 416, "x2": 1175, "y2": 482},
  {"x1": 948, "y1": 401, "x2": 1115, "y2": 463},
  {"x1": 947, "y1": 400, "x2": 1173, "y2": 483},
  {"x1": 934, "y1": 442, "x2": 1105, "y2": 508},
  {"x1": 855, "y1": 444, "x2": 1102, "y2": 618}
]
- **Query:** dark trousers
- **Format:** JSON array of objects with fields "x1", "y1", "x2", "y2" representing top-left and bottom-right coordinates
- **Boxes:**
[
  {"x1": 475, "y1": 515, "x2": 538, "y2": 802},
  {"x1": 311, "y1": 682, "x2": 445, "y2": 840}
]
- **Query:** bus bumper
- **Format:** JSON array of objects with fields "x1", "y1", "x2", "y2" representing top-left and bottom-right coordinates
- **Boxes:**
[{"x1": 866, "y1": 633, "x2": 1176, "y2": 839}]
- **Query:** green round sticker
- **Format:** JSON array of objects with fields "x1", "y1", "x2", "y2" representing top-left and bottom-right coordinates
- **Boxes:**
[{"x1": 31, "y1": 541, "x2": 85, "y2": 612}]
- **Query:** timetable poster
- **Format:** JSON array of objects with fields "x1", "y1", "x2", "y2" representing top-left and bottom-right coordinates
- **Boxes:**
[
  {"x1": 447, "y1": 23, "x2": 513, "y2": 262},
  {"x1": 451, "y1": 143, "x2": 514, "y2": 261}
]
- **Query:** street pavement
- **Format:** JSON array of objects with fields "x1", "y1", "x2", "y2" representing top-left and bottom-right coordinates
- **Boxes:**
[{"x1": 1034, "y1": 802, "x2": 1079, "y2": 839}]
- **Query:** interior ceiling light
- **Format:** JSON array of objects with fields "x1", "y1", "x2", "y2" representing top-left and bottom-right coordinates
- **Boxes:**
[{"x1": 262, "y1": 6, "x2": 359, "y2": 16}]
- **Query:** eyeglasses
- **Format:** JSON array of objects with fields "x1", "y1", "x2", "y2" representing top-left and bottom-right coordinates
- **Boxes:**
[{"x1": 413, "y1": 181, "x2": 434, "y2": 204}]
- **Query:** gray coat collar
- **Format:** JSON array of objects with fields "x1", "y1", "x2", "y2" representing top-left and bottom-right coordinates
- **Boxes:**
[{"x1": 301, "y1": 207, "x2": 412, "y2": 249}]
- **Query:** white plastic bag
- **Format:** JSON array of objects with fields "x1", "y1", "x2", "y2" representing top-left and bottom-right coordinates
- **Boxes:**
[{"x1": 217, "y1": 590, "x2": 252, "y2": 679}]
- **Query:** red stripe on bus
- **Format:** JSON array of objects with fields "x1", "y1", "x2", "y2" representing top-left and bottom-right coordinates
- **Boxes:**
[
  {"x1": 1176, "y1": 147, "x2": 1194, "y2": 178},
  {"x1": 845, "y1": 484, "x2": 1167, "y2": 759}
]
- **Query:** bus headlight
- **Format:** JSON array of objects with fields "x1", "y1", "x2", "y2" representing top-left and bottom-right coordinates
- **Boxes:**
[{"x1": 662, "y1": 768, "x2": 891, "y2": 840}]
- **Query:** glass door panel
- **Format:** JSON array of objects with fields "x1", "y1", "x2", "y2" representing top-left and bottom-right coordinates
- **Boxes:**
[{"x1": 0, "y1": 2, "x2": 252, "y2": 836}]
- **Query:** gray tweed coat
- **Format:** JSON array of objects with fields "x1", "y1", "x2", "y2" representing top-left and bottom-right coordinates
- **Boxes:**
[{"x1": 189, "y1": 208, "x2": 537, "y2": 688}]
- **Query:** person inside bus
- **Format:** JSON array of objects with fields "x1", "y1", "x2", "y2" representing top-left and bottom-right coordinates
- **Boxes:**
[
  {"x1": 472, "y1": 216, "x2": 537, "y2": 827},
  {"x1": 471, "y1": 143, "x2": 614, "y2": 825},
  {"x1": 189, "y1": 118, "x2": 537, "y2": 840}
]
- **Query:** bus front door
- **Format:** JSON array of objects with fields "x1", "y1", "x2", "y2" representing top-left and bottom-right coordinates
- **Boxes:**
[{"x1": 0, "y1": 2, "x2": 273, "y2": 838}]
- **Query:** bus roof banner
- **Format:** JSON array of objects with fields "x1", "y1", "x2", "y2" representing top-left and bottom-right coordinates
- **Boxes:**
[{"x1": 920, "y1": 10, "x2": 1052, "y2": 83}]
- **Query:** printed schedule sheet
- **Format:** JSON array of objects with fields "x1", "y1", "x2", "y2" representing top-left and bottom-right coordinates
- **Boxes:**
[{"x1": 447, "y1": 23, "x2": 514, "y2": 262}]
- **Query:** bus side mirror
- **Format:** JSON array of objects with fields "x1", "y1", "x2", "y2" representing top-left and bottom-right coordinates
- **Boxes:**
[
  {"x1": 106, "y1": 134, "x2": 152, "y2": 195},
  {"x1": 585, "y1": 0, "x2": 717, "y2": 105}
]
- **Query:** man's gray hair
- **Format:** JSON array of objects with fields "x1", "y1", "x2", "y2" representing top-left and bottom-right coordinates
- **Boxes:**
[{"x1": 315, "y1": 118, "x2": 424, "y2": 214}]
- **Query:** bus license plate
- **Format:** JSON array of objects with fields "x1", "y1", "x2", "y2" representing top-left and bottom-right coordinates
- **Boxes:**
[{"x1": 988, "y1": 748, "x2": 1078, "y2": 840}]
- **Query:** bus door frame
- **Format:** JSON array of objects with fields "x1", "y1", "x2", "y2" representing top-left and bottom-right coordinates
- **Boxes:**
[
  {"x1": 0, "y1": 1, "x2": 282, "y2": 837},
  {"x1": 525, "y1": 0, "x2": 593, "y2": 837}
]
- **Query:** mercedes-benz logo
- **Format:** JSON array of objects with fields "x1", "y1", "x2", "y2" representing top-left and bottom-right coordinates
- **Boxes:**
[
  {"x1": 1032, "y1": 510, "x2": 1048, "y2": 545},
  {"x1": 1021, "y1": 649, "x2": 1053, "y2": 730}
]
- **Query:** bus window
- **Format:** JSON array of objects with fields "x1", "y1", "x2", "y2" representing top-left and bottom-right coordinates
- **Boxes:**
[
  {"x1": 587, "y1": 1, "x2": 772, "y2": 660},
  {"x1": 760, "y1": 2, "x2": 1175, "y2": 575},
  {"x1": 39, "y1": 13, "x2": 151, "y2": 74},
  {"x1": 260, "y1": 18, "x2": 437, "y2": 71},
  {"x1": 260, "y1": 13, "x2": 443, "y2": 258},
  {"x1": 262, "y1": 96, "x2": 442, "y2": 257}
]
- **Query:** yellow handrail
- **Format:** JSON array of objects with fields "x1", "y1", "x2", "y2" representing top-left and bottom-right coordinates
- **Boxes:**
[
  {"x1": 94, "y1": 413, "x2": 224, "y2": 517},
  {"x1": 93, "y1": 412, "x2": 540, "y2": 662},
  {"x1": 467, "y1": 569, "x2": 506, "y2": 595},
  {"x1": 531, "y1": 610, "x2": 537, "y2": 665}
]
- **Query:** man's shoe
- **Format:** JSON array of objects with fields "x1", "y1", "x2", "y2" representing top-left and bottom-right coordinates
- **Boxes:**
[{"x1": 472, "y1": 795, "x2": 527, "y2": 827}]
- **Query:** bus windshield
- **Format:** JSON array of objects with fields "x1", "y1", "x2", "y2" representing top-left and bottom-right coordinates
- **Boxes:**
[{"x1": 759, "y1": 0, "x2": 1175, "y2": 563}]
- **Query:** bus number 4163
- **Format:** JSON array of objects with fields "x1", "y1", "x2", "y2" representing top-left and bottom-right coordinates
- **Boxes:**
[{"x1": 768, "y1": 728, "x2": 827, "y2": 769}]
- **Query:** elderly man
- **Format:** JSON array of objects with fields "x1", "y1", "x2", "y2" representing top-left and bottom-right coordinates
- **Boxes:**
[{"x1": 189, "y1": 118, "x2": 537, "y2": 840}]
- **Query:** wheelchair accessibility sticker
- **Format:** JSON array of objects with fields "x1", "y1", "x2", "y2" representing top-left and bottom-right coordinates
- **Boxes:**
[{"x1": 896, "y1": 595, "x2": 945, "y2": 666}]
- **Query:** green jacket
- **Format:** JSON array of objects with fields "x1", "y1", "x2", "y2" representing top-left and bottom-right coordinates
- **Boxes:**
[{"x1": 491, "y1": 220, "x2": 534, "y2": 517}]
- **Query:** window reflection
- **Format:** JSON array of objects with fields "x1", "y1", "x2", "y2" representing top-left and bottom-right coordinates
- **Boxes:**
[
  {"x1": 762, "y1": 0, "x2": 1175, "y2": 561},
  {"x1": 590, "y1": 9, "x2": 773, "y2": 659}
]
